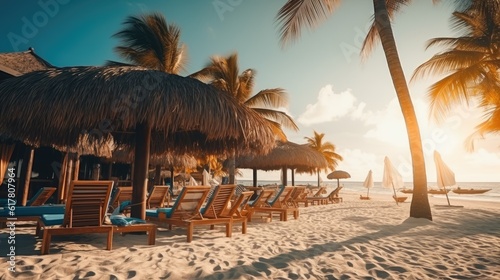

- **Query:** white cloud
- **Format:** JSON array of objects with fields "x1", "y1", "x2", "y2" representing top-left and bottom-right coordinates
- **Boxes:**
[
  {"x1": 297, "y1": 85, "x2": 357, "y2": 125},
  {"x1": 333, "y1": 148, "x2": 382, "y2": 181},
  {"x1": 354, "y1": 97, "x2": 430, "y2": 147}
]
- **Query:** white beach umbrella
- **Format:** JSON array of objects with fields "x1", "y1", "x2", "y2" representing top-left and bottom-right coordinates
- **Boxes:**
[
  {"x1": 188, "y1": 176, "x2": 198, "y2": 186},
  {"x1": 363, "y1": 170, "x2": 374, "y2": 198},
  {"x1": 202, "y1": 169, "x2": 210, "y2": 186},
  {"x1": 434, "y1": 150, "x2": 456, "y2": 206},
  {"x1": 382, "y1": 157, "x2": 403, "y2": 205}
]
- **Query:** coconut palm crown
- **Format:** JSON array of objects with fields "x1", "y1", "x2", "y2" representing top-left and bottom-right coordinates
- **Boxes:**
[
  {"x1": 411, "y1": 0, "x2": 500, "y2": 150},
  {"x1": 109, "y1": 13, "x2": 187, "y2": 74},
  {"x1": 190, "y1": 53, "x2": 299, "y2": 141},
  {"x1": 304, "y1": 131, "x2": 343, "y2": 172}
]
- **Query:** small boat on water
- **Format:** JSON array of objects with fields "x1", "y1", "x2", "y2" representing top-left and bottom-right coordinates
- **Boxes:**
[
  {"x1": 399, "y1": 188, "x2": 451, "y2": 195},
  {"x1": 452, "y1": 188, "x2": 492, "y2": 194},
  {"x1": 393, "y1": 195, "x2": 408, "y2": 203},
  {"x1": 427, "y1": 188, "x2": 450, "y2": 195}
]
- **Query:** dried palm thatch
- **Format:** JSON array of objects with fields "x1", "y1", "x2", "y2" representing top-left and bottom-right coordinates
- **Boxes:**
[
  {"x1": 108, "y1": 147, "x2": 197, "y2": 169},
  {"x1": 0, "y1": 66, "x2": 275, "y2": 155},
  {"x1": 0, "y1": 66, "x2": 276, "y2": 219},
  {"x1": 235, "y1": 140, "x2": 327, "y2": 171},
  {"x1": 0, "y1": 48, "x2": 54, "y2": 77}
]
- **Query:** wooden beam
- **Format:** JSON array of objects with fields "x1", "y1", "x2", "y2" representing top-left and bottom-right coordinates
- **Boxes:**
[
  {"x1": 20, "y1": 147, "x2": 34, "y2": 206},
  {"x1": 131, "y1": 122, "x2": 151, "y2": 219}
]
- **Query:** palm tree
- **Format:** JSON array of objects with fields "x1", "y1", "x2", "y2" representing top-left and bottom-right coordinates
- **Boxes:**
[
  {"x1": 190, "y1": 53, "x2": 299, "y2": 183},
  {"x1": 110, "y1": 13, "x2": 188, "y2": 186},
  {"x1": 276, "y1": 0, "x2": 439, "y2": 220},
  {"x1": 304, "y1": 131, "x2": 343, "y2": 188},
  {"x1": 110, "y1": 13, "x2": 187, "y2": 73},
  {"x1": 411, "y1": 0, "x2": 500, "y2": 151}
]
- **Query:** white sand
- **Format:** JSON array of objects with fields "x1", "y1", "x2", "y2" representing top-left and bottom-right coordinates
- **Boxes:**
[{"x1": 1, "y1": 191, "x2": 499, "y2": 279}]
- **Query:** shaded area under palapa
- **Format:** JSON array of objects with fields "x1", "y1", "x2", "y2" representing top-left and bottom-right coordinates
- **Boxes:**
[
  {"x1": 234, "y1": 140, "x2": 327, "y2": 186},
  {"x1": 0, "y1": 66, "x2": 276, "y2": 219}
]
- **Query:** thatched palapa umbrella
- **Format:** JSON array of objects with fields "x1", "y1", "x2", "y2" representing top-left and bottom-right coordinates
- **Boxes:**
[
  {"x1": 0, "y1": 66, "x2": 276, "y2": 218},
  {"x1": 235, "y1": 141, "x2": 327, "y2": 186}
]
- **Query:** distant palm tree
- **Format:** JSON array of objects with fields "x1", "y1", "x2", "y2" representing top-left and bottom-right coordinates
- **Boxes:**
[
  {"x1": 276, "y1": 0, "x2": 438, "y2": 220},
  {"x1": 110, "y1": 13, "x2": 187, "y2": 73},
  {"x1": 411, "y1": 0, "x2": 500, "y2": 150},
  {"x1": 191, "y1": 53, "x2": 298, "y2": 140},
  {"x1": 191, "y1": 53, "x2": 299, "y2": 183},
  {"x1": 304, "y1": 131, "x2": 343, "y2": 189}
]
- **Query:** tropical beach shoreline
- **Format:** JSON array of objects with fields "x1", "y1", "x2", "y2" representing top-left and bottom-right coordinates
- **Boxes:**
[{"x1": 1, "y1": 190, "x2": 499, "y2": 280}]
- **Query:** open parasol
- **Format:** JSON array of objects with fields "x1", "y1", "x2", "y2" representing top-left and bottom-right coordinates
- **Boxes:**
[
  {"x1": 327, "y1": 170, "x2": 351, "y2": 188},
  {"x1": 382, "y1": 156, "x2": 404, "y2": 205},
  {"x1": 434, "y1": 150, "x2": 459, "y2": 207},
  {"x1": 362, "y1": 170, "x2": 374, "y2": 198}
]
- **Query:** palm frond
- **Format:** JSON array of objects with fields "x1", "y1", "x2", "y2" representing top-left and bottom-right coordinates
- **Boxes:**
[
  {"x1": 276, "y1": 0, "x2": 340, "y2": 47},
  {"x1": 427, "y1": 64, "x2": 486, "y2": 122},
  {"x1": 263, "y1": 120, "x2": 288, "y2": 141},
  {"x1": 112, "y1": 13, "x2": 187, "y2": 74},
  {"x1": 236, "y1": 69, "x2": 256, "y2": 101},
  {"x1": 251, "y1": 108, "x2": 299, "y2": 131},
  {"x1": 411, "y1": 50, "x2": 485, "y2": 82},
  {"x1": 244, "y1": 88, "x2": 289, "y2": 108}
]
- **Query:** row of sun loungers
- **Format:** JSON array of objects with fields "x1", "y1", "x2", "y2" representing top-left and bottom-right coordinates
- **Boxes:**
[{"x1": 0, "y1": 181, "x2": 343, "y2": 254}]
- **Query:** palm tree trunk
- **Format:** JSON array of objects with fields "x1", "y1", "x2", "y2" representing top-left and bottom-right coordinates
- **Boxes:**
[
  {"x1": 373, "y1": 0, "x2": 432, "y2": 220},
  {"x1": 228, "y1": 153, "x2": 236, "y2": 184}
]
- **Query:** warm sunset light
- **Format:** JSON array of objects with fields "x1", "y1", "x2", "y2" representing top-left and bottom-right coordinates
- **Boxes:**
[{"x1": 1, "y1": 1, "x2": 499, "y2": 279}]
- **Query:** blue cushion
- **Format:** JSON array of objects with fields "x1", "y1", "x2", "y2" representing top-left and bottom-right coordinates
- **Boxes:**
[
  {"x1": 268, "y1": 186, "x2": 285, "y2": 206},
  {"x1": 119, "y1": 201, "x2": 131, "y2": 212},
  {"x1": 200, "y1": 185, "x2": 218, "y2": 215},
  {"x1": 40, "y1": 214, "x2": 64, "y2": 226},
  {"x1": 110, "y1": 215, "x2": 146, "y2": 226},
  {"x1": 146, "y1": 207, "x2": 173, "y2": 218},
  {"x1": 145, "y1": 209, "x2": 159, "y2": 218},
  {"x1": 0, "y1": 199, "x2": 11, "y2": 207},
  {"x1": 0, "y1": 205, "x2": 65, "y2": 217}
]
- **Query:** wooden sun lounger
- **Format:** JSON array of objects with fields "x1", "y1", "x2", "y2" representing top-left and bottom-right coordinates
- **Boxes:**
[
  {"x1": 251, "y1": 186, "x2": 299, "y2": 221},
  {"x1": 221, "y1": 191, "x2": 254, "y2": 234},
  {"x1": 147, "y1": 185, "x2": 170, "y2": 209},
  {"x1": 147, "y1": 186, "x2": 224, "y2": 242},
  {"x1": 39, "y1": 180, "x2": 114, "y2": 255}
]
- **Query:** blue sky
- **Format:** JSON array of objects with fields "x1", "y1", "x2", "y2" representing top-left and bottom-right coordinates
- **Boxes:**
[{"x1": 2, "y1": 0, "x2": 499, "y2": 183}]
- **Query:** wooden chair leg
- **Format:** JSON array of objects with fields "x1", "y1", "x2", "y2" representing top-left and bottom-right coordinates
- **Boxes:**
[
  {"x1": 148, "y1": 227, "x2": 156, "y2": 245},
  {"x1": 225, "y1": 222, "x2": 232, "y2": 237},
  {"x1": 242, "y1": 220, "x2": 247, "y2": 234},
  {"x1": 106, "y1": 229, "x2": 113, "y2": 250},
  {"x1": 41, "y1": 229, "x2": 51, "y2": 255},
  {"x1": 187, "y1": 223, "x2": 194, "y2": 243}
]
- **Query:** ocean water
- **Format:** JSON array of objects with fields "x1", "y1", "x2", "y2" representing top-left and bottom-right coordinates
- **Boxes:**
[{"x1": 236, "y1": 180, "x2": 500, "y2": 203}]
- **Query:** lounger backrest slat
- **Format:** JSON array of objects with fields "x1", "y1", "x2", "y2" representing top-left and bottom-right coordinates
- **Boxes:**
[
  {"x1": 63, "y1": 181, "x2": 113, "y2": 228},
  {"x1": 147, "y1": 185, "x2": 170, "y2": 209},
  {"x1": 203, "y1": 184, "x2": 236, "y2": 218},
  {"x1": 249, "y1": 189, "x2": 276, "y2": 208},
  {"x1": 170, "y1": 186, "x2": 210, "y2": 220},
  {"x1": 28, "y1": 187, "x2": 56, "y2": 206},
  {"x1": 227, "y1": 191, "x2": 254, "y2": 217}
]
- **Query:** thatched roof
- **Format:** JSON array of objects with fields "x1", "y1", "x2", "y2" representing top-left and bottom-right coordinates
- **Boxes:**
[
  {"x1": 0, "y1": 48, "x2": 54, "y2": 77},
  {"x1": 0, "y1": 66, "x2": 276, "y2": 156},
  {"x1": 235, "y1": 140, "x2": 328, "y2": 171},
  {"x1": 108, "y1": 147, "x2": 198, "y2": 169}
]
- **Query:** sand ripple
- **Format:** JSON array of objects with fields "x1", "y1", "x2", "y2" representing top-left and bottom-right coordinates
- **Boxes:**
[{"x1": 1, "y1": 193, "x2": 499, "y2": 279}]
